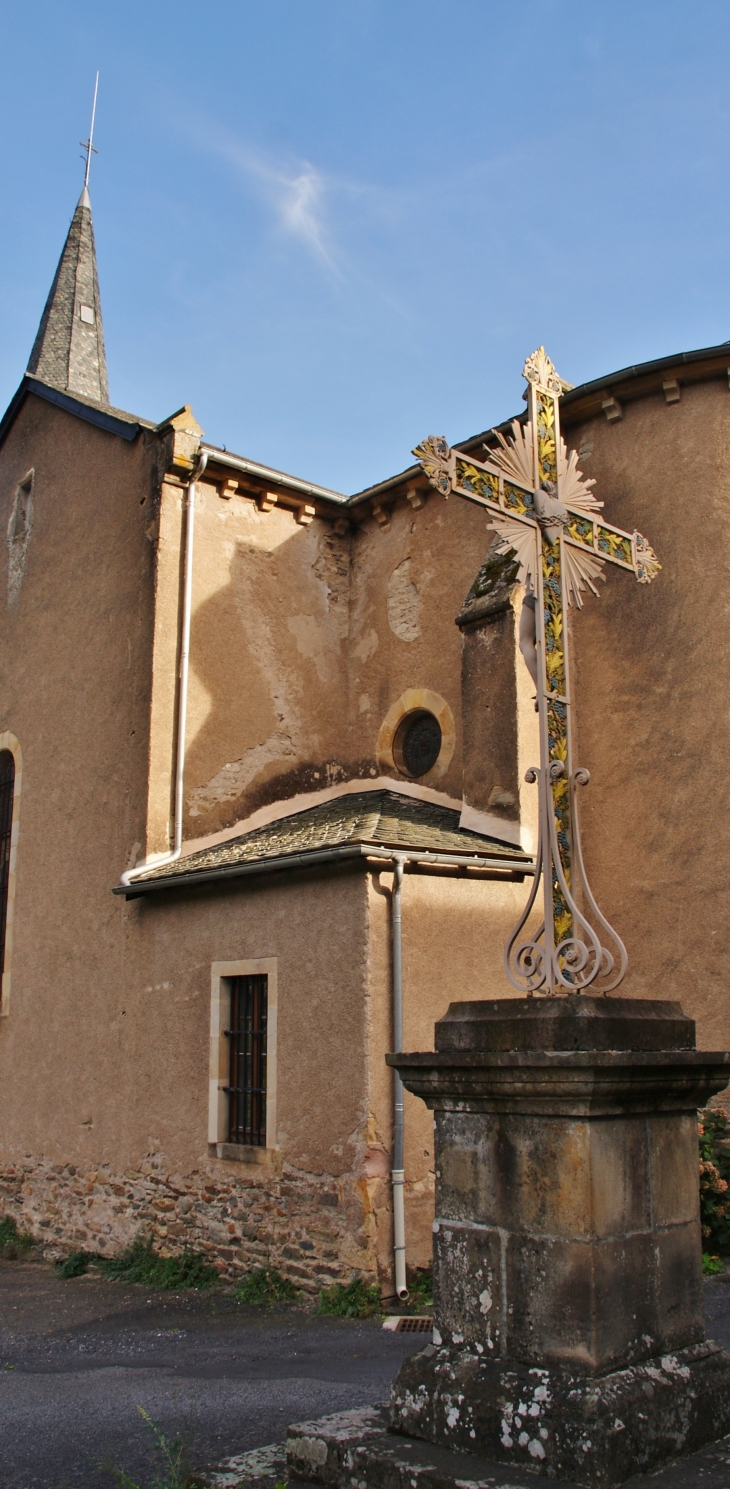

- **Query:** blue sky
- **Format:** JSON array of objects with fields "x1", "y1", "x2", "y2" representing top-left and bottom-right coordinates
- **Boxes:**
[{"x1": 0, "y1": 1, "x2": 728, "y2": 493}]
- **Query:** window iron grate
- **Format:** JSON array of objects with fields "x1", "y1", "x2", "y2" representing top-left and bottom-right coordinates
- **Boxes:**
[{"x1": 227, "y1": 973, "x2": 267, "y2": 1147}]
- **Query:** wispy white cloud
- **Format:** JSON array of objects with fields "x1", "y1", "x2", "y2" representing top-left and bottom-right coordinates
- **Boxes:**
[{"x1": 185, "y1": 115, "x2": 340, "y2": 272}]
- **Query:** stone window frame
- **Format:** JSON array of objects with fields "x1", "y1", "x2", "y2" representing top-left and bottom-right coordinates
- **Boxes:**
[
  {"x1": 0, "y1": 732, "x2": 22, "y2": 1018},
  {"x1": 376, "y1": 687, "x2": 456, "y2": 785},
  {"x1": 208, "y1": 957, "x2": 278, "y2": 1165},
  {"x1": 8, "y1": 469, "x2": 33, "y2": 543}
]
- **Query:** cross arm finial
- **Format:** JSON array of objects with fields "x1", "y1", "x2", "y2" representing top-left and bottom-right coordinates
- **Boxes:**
[{"x1": 80, "y1": 72, "x2": 100, "y2": 192}]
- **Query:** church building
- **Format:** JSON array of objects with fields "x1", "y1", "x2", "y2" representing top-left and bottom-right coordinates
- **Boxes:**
[{"x1": 0, "y1": 178, "x2": 727, "y2": 1293}]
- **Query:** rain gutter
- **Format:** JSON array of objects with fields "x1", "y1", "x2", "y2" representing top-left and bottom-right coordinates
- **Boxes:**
[
  {"x1": 559, "y1": 339, "x2": 730, "y2": 412},
  {"x1": 391, "y1": 855, "x2": 408, "y2": 1299},
  {"x1": 113, "y1": 842, "x2": 534, "y2": 899},
  {"x1": 201, "y1": 445, "x2": 347, "y2": 504}
]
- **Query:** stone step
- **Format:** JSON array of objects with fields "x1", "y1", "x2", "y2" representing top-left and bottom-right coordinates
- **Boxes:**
[
  {"x1": 281, "y1": 1402, "x2": 730, "y2": 1489},
  {"x1": 285, "y1": 1406, "x2": 585, "y2": 1488}
]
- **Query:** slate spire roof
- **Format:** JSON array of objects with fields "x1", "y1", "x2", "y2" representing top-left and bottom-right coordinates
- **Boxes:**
[{"x1": 26, "y1": 186, "x2": 109, "y2": 405}]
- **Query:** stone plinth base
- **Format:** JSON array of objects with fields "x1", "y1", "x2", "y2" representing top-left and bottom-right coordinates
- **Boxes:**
[
  {"x1": 287, "y1": 1405, "x2": 575, "y2": 1488},
  {"x1": 387, "y1": 1339, "x2": 730, "y2": 1486}
]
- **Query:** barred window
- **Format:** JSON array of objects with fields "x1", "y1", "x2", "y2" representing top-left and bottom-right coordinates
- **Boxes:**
[
  {"x1": 226, "y1": 974, "x2": 268, "y2": 1146},
  {"x1": 0, "y1": 751, "x2": 14, "y2": 980}
]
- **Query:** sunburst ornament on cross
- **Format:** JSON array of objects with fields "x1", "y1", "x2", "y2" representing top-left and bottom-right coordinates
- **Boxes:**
[{"x1": 414, "y1": 347, "x2": 660, "y2": 995}]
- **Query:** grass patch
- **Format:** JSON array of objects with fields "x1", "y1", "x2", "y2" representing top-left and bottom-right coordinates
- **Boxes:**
[
  {"x1": 108, "y1": 1406, "x2": 195, "y2": 1489},
  {"x1": 235, "y1": 1266, "x2": 299, "y2": 1307},
  {"x1": 95, "y1": 1237, "x2": 218, "y2": 1291},
  {"x1": 0, "y1": 1214, "x2": 34, "y2": 1260},
  {"x1": 317, "y1": 1276, "x2": 381, "y2": 1319},
  {"x1": 56, "y1": 1249, "x2": 92, "y2": 1279},
  {"x1": 703, "y1": 1252, "x2": 725, "y2": 1276},
  {"x1": 407, "y1": 1266, "x2": 433, "y2": 1308}
]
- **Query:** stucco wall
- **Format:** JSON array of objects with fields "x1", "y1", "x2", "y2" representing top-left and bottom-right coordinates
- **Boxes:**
[
  {"x1": 563, "y1": 378, "x2": 730, "y2": 1048},
  {"x1": 366, "y1": 867, "x2": 541, "y2": 1285},
  {"x1": 348, "y1": 493, "x2": 492, "y2": 805},
  {"x1": 181, "y1": 486, "x2": 351, "y2": 839},
  {"x1": 169, "y1": 480, "x2": 497, "y2": 841},
  {"x1": 0, "y1": 842, "x2": 378, "y2": 1284},
  {"x1": 0, "y1": 395, "x2": 158, "y2": 1044}
]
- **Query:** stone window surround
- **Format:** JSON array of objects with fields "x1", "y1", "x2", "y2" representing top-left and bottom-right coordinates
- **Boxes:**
[
  {"x1": 208, "y1": 957, "x2": 278, "y2": 1164},
  {"x1": 0, "y1": 732, "x2": 22, "y2": 1018},
  {"x1": 8, "y1": 470, "x2": 33, "y2": 542},
  {"x1": 376, "y1": 687, "x2": 456, "y2": 786}
]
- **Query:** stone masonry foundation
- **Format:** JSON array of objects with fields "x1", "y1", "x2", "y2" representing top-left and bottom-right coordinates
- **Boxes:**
[{"x1": 0, "y1": 1149, "x2": 384, "y2": 1289}]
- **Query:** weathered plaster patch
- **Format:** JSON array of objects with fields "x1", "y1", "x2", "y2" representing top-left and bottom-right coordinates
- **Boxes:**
[
  {"x1": 188, "y1": 731, "x2": 296, "y2": 816},
  {"x1": 353, "y1": 627, "x2": 378, "y2": 662},
  {"x1": 7, "y1": 471, "x2": 33, "y2": 606},
  {"x1": 287, "y1": 613, "x2": 332, "y2": 683},
  {"x1": 359, "y1": 694, "x2": 370, "y2": 713},
  {"x1": 387, "y1": 557, "x2": 421, "y2": 641},
  {"x1": 312, "y1": 530, "x2": 350, "y2": 639}
]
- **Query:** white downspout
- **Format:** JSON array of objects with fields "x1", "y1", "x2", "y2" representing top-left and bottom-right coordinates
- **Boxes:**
[
  {"x1": 121, "y1": 450, "x2": 208, "y2": 887},
  {"x1": 391, "y1": 855, "x2": 408, "y2": 1300}
]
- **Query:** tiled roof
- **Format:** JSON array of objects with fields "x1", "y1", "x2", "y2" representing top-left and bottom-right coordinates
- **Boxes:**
[{"x1": 121, "y1": 790, "x2": 530, "y2": 895}]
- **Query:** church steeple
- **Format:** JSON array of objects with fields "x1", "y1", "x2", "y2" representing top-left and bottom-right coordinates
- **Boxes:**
[{"x1": 26, "y1": 184, "x2": 109, "y2": 406}]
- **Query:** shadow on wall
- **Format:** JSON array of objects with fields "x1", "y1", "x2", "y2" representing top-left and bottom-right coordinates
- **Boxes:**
[{"x1": 183, "y1": 525, "x2": 352, "y2": 838}]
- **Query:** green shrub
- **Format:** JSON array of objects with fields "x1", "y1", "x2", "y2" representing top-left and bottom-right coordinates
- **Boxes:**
[
  {"x1": 0, "y1": 1214, "x2": 33, "y2": 1259},
  {"x1": 56, "y1": 1249, "x2": 92, "y2": 1279},
  {"x1": 703, "y1": 1252, "x2": 725, "y2": 1276},
  {"x1": 235, "y1": 1266, "x2": 299, "y2": 1307},
  {"x1": 96, "y1": 1237, "x2": 218, "y2": 1291},
  {"x1": 317, "y1": 1276, "x2": 381, "y2": 1319},
  {"x1": 699, "y1": 1108, "x2": 730, "y2": 1252}
]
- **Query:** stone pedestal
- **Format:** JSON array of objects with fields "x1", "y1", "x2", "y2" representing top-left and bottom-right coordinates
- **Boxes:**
[{"x1": 384, "y1": 996, "x2": 730, "y2": 1486}]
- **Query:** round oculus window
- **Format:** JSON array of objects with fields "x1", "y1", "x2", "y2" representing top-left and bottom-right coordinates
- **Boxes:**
[{"x1": 395, "y1": 711, "x2": 442, "y2": 778}]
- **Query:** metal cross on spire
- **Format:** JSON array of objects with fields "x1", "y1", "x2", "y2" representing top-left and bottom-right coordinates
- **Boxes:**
[
  {"x1": 80, "y1": 72, "x2": 99, "y2": 192},
  {"x1": 414, "y1": 347, "x2": 660, "y2": 995}
]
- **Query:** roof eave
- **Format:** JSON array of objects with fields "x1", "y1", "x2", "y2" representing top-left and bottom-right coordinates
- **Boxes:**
[
  {"x1": 346, "y1": 412, "x2": 527, "y2": 508},
  {"x1": 200, "y1": 444, "x2": 348, "y2": 507},
  {"x1": 113, "y1": 839, "x2": 533, "y2": 899},
  {"x1": 347, "y1": 339, "x2": 730, "y2": 505},
  {"x1": 559, "y1": 340, "x2": 730, "y2": 424},
  {"x1": 0, "y1": 376, "x2": 142, "y2": 454}
]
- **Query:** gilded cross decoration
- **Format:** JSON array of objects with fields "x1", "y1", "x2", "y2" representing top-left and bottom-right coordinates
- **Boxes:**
[{"x1": 414, "y1": 348, "x2": 660, "y2": 995}]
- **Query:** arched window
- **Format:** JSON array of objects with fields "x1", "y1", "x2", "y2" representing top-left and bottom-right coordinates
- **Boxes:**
[{"x1": 0, "y1": 751, "x2": 15, "y2": 980}]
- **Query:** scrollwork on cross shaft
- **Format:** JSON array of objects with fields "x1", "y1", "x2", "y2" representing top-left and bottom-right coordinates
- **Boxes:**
[
  {"x1": 504, "y1": 761, "x2": 628, "y2": 996},
  {"x1": 634, "y1": 532, "x2": 661, "y2": 584},
  {"x1": 412, "y1": 436, "x2": 453, "y2": 496}
]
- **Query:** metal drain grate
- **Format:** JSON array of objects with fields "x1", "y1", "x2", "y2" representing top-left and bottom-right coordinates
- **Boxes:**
[{"x1": 382, "y1": 1315, "x2": 433, "y2": 1333}]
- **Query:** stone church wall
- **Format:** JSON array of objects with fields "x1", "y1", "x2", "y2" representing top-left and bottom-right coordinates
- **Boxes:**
[{"x1": 0, "y1": 1152, "x2": 368, "y2": 1290}]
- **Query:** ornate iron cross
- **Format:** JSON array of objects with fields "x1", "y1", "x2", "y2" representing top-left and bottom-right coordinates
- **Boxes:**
[{"x1": 414, "y1": 347, "x2": 660, "y2": 995}]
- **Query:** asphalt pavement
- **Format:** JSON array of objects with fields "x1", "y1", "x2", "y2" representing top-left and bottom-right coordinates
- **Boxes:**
[
  {"x1": 0, "y1": 1261, "x2": 424, "y2": 1488},
  {"x1": 1, "y1": 1261, "x2": 730, "y2": 1489}
]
